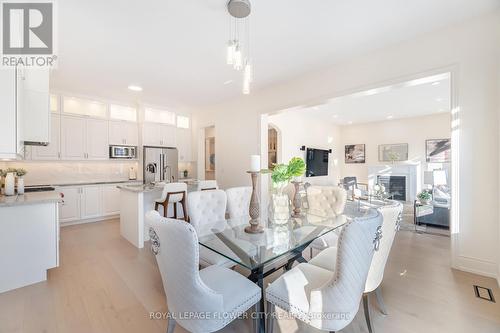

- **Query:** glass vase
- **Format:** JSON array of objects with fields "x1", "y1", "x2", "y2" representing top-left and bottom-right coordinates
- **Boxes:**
[{"x1": 269, "y1": 182, "x2": 291, "y2": 225}]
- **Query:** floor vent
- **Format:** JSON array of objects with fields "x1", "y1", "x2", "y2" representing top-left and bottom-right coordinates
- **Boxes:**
[{"x1": 473, "y1": 285, "x2": 495, "y2": 303}]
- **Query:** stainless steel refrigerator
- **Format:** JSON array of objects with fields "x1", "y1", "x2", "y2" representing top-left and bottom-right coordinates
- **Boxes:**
[{"x1": 143, "y1": 146, "x2": 178, "y2": 184}]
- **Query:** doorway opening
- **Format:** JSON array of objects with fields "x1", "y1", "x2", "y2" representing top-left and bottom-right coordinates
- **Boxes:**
[{"x1": 204, "y1": 126, "x2": 216, "y2": 180}]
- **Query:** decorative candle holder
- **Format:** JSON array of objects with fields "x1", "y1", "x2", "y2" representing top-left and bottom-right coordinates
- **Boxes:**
[
  {"x1": 244, "y1": 171, "x2": 264, "y2": 234},
  {"x1": 291, "y1": 181, "x2": 303, "y2": 217}
]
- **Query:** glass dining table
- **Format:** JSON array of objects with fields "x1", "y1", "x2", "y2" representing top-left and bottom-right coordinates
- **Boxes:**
[{"x1": 197, "y1": 200, "x2": 378, "y2": 333}]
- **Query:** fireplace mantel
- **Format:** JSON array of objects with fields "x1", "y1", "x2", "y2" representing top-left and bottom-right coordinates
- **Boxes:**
[{"x1": 367, "y1": 164, "x2": 421, "y2": 202}]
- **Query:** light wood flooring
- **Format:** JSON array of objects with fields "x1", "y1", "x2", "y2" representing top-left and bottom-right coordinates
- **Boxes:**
[{"x1": 1, "y1": 219, "x2": 499, "y2": 333}]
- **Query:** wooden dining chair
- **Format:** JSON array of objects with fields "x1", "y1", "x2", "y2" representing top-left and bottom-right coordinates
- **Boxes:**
[{"x1": 154, "y1": 182, "x2": 188, "y2": 221}]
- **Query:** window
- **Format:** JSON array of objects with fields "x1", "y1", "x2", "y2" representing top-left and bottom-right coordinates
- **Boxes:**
[
  {"x1": 50, "y1": 94, "x2": 58, "y2": 113},
  {"x1": 110, "y1": 104, "x2": 137, "y2": 122},
  {"x1": 63, "y1": 96, "x2": 107, "y2": 118},
  {"x1": 144, "y1": 107, "x2": 176, "y2": 125},
  {"x1": 177, "y1": 115, "x2": 190, "y2": 129}
]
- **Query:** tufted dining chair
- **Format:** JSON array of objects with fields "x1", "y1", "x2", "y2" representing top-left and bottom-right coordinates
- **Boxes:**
[
  {"x1": 146, "y1": 211, "x2": 262, "y2": 333},
  {"x1": 197, "y1": 180, "x2": 219, "y2": 191},
  {"x1": 226, "y1": 186, "x2": 252, "y2": 219},
  {"x1": 306, "y1": 186, "x2": 347, "y2": 257},
  {"x1": 265, "y1": 210, "x2": 383, "y2": 333},
  {"x1": 154, "y1": 182, "x2": 188, "y2": 220},
  {"x1": 309, "y1": 200, "x2": 403, "y2": 333},
  {"x1": 187, "y1": 190, "x2": 235, "y2": 268}
]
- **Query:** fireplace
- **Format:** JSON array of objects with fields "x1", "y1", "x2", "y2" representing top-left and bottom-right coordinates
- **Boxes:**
[{"x1": 377, "y1": 175, "x2": 407, "y2": 201}]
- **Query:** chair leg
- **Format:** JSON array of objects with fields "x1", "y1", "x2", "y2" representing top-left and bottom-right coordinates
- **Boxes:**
[
  {"x1": 166, "y1": 317, "x2": 176, "y2": 333},
  {"x1": 310, "y1": 247, "x2": 313, "y2": 258},
  {"x1": 375, "y1": 286, "x2": 388, "y2": 315},
  {"x1": 266, "y1": 301, "x2": 275, "y2": 333},
  {"x1": 173, "y1": 202, "x2": 178, "y2": 219},
  {"x1": 363, "y1": 294, "x2": 374, "y2": 333}
]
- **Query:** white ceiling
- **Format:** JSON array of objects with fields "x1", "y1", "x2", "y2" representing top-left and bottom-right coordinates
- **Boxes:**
[
  {"x1": 280, "y1": 73, "x2": 451, "y2": 125},
  {"x1": 50, "y1": 0, "x2": 499, "y2": 110}
]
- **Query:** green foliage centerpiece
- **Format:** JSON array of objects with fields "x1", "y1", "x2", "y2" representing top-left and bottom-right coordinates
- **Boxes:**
[{"x1": 263, "y1": 157, "x2": 306, "y2": 224}]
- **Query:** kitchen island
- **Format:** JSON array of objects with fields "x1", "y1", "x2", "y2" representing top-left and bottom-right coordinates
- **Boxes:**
[
  {"x1": 118, "y1": 182, "x2": 197, "y2": 248},
  {"x1": 0, "y1": 192, "x2": 62, "y2": 293}
]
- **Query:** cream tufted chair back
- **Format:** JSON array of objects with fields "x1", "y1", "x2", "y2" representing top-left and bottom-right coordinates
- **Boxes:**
[
  {"x1": 188, "y1": 190, "x2": 227, "y2": 231},
  {"x1": 146, "y1": 211, "x2": 225, "y2": 332},
  {"x1": 365, "y1": 200, "x2": 403, "y2": 293},
  {"x1": 309, "y1": 211, "x2": 382, "y2": 331},
  {"x1": 306, "y1": 185, "x2": 347, "y2": 217},
  {"x1": 197, "y1": 180, "x2": 219, "y2": 191},
  {"x1": 157, "y1": 182, "x2": 187, "y2": 203},
  {"x1": 225, "y1": 186, "x2": 252, "y2": 219}
]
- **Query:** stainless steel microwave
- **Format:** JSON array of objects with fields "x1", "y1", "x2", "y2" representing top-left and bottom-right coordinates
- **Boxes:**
[{"x1": 109, "y1": 146, "x2": 137, "y2": 159}]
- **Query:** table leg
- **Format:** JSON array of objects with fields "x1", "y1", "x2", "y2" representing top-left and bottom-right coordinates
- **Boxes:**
[{"x1": 248, "y1": 267, "x2": 265, "y2": 333}]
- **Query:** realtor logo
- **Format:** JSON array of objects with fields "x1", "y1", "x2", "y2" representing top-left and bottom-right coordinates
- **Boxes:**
[{"x1": 1, "y1": 1, "x2": 56, "y2": 67}]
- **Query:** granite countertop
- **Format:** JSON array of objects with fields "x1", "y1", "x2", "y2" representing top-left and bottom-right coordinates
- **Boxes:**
[
  {"x1": 117, "y1": 183, "x2": 162, "y2": 193},
  {"x1": 0, "y1": 192, "x2": 63, "y2": 207},
  {"x1": 118, "y1": 182, "x2": 199, "y2": 193},
  {"x1": 29, "y1": 180, "x2": 143, "y2": 187}
]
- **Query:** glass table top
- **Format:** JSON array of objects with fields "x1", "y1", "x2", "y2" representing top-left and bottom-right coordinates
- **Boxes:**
[{"x1": 197, "y1": 201, "x2": 378, "y2": 270}]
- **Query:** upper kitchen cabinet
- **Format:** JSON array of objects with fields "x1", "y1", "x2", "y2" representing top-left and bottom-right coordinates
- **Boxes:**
[
  {"x1": 0, "y1": 68, "x2": 18, "y2": 159},
  {"x1": 61, "y1": 115, "x2": 109, "y2": 160},
  {"x1": 109, "y1": 120, "x2": 139, "y2": 146},
  {"x1": 142, "y1": 123, "x2": 176, "y2": 147},
  {"x1": 18, "y1": 68, "x2": 50, "y2": 144},
  {"x1": 176, "y1": 115, "x2": 192, "y2": 161},
  {"x1": 62, "y1": 96, "x2": 107, "y2": 118},
  {"x1": 32, "y1": 114, "x2": 61, "y2": 160}
]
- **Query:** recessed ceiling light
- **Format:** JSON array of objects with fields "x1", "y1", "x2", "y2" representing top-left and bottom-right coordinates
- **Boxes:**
[
  {"x1": 387, "y1": 115, "x2": 393, "y2": 119},
  {"x1": 332, "y1": 115, "x2": 338, "y2": 118},
  {"x1": 347, "y1": 121, "x2": 353, "y2": 125},
  {"x1": 223, "y1": 80, "x2": 233, "y2": 85},
  {"x1": 128, "y1": 85, "x2": 143, "y2": 92},
  {"x1": 431, "y1": 81, "x2": 441, "y2": 86}
]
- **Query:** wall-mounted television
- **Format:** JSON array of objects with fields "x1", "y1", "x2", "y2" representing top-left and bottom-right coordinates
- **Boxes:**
[{"x1": 306, "y1": 148, "x2": 329, "y2": 177}]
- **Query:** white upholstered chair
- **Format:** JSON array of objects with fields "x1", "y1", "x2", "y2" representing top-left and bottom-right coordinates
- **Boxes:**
[
  {"x1": 146, "y1": 211, "x2": 262, "y2": 333},
  {"x1": 309, "y1": 200, "x2": 403, "y2": 333},
  {"x1": 187, "y1": 190, "x2": 234, "y2": 268},
  {"x1": 306, "y1": 186, "x2": 347, "y2": 256},
  {"x1": 226, "y1": 186, "x2": 252, "y2": 219},
  {"x1": 197, "y1": 180, "x2": 218, "y2": 191},
  {"x1": 265, "y1": 210, "x2": 383, "y2": 333},
  {"x1": 154, "y1": 182, "x2": 188, "y2": 220}
]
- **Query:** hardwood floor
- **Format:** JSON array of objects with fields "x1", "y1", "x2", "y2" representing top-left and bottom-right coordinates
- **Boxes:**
[{"x1": 1, "y1": 219, "x2": 499, "y2": 333}]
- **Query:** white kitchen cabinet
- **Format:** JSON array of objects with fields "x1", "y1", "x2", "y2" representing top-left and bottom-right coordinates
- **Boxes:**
[
  {"x1": 59, "y1": 187, "x2": 81, "y2": 223},
  {"x1": 142, "y1": 123, "x2": 176, "y2": 147},
  {"x1": 18, "y1": 68, "x2": 50, "y2": 144},
  {"x1": 142, "y1": 123, "x2": 162, "y2": 146},
  {"x1": 61, "y1": 116, "x2": 86, "y2": 160},
  {"x1": 161, "y1": 124, "x2": 176, "y2": 147},
  {"x1": 62, "y1": 96, "x2": 107, "y2": 118},
  {"x1": 86, "y1": 119, "x2": 109, "y2": 159},
  {"x1": 0, "y1": 68, "x2": 18, "y2": 158},
  {"x1": 176, "y1": 127, "x2": 192, "y2": 161},
  {"x1": 61, "y1": 115, "x2": 109, "y2": 160},
  {"x1": 81, "y1": 186, "x2": 102, "y2": 219},
  {"x1": 109, "y1": 120, "x2": 138, "y2": 146},
  {"x1": 32, "y1": 114, "x2": 61, "y2": 160},
  {"x1": 102, "y1": 185, "x2": 120, "y2": 216}
]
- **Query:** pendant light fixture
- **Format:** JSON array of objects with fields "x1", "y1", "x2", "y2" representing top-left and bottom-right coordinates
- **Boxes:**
[{"x1": 226, "y1": 0, "x2": 252, "y2": 94}]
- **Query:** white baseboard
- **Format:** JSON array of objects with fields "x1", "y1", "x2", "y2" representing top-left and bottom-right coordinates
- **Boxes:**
[
  {"x1": 61, "y1": 214, "x2": 119, "y2": 227},
  {"x1": 453, "y1": 255, "x2": 498, "y2": 280}
]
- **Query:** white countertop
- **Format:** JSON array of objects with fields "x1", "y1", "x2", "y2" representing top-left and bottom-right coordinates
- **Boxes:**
[
  {"x1": 0, "y1": 192, "x2": 62, "y2": 207},
  {"x1": 117, "y1": 184, "x2": 164, "y2": 193}
]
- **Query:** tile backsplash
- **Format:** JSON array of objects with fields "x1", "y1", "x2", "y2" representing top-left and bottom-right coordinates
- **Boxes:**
[{"x1": 0, "y1": 161, "x2": 140, "y2": 186}]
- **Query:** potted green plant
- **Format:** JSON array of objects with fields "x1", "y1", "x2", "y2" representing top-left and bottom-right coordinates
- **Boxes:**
[
  {"x1": 263, "y1": 157, "x2": 306, "y2": 223},
  {"x1": 417, "y1": 190, "x2": 432, "y2": 204}
]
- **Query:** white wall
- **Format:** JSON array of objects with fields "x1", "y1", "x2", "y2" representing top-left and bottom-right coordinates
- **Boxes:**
[
  {"x1": 340, "y1": 113, "x2": 451, "y2": 188},
  {"x1": 192, "y1": 11, "x2": 500, "y2": 281},
  {"x1": 267, "y1": 110, "x2": 341, "y2": 185}
]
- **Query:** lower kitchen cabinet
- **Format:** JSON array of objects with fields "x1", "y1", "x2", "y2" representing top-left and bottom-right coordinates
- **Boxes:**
[{"x1": 57, "y1": 182, "x2": 137, "y2": 224}]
